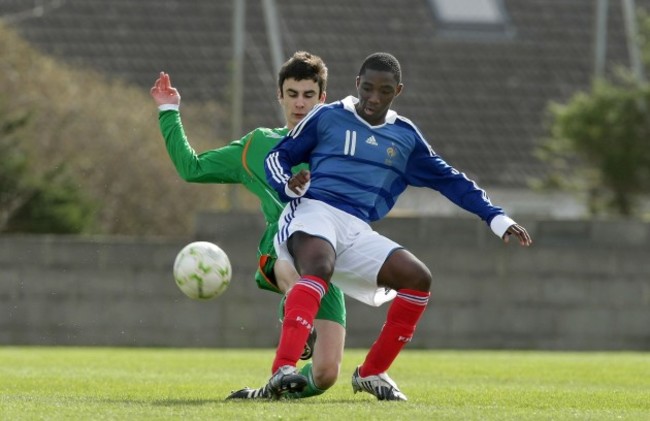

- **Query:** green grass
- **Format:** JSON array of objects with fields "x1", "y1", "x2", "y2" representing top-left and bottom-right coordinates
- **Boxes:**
[{"x1": 1, "y1": 347, "x2": 648, "y2": 420}]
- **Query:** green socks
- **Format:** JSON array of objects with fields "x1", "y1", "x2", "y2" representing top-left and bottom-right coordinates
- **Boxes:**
[{"x1": 285, "y1": 362, "x2": 325, "y2": 399}]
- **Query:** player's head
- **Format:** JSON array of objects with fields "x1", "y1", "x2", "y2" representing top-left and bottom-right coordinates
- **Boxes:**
[
  {"x1": 278, "y1": 51, "x2": 328, "y2": 129},
  {"x1": 358, "y1": 52, "x2": 402, "y2": 84},
  {"x1": 355, "y1": 52, "x2": 403, "y2": 126}
]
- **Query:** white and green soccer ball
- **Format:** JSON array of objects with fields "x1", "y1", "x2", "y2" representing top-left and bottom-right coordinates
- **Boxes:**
[{"x1": 173, "y1": 241, "x2": 232, "y2": 300}]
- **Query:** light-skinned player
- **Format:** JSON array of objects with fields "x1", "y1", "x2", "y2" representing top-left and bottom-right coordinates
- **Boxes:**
[{"x1": 150, "y1": 52, "x2": 348, "y2": 399}]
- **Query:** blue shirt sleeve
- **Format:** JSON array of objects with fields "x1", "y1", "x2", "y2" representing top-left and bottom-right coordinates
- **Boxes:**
[
  {"x1": 265, "y1": 107, "x2": 323, "y2": 201},
  {"x1": 405, "y1": 137, "x2": 504, "y2": 224}
]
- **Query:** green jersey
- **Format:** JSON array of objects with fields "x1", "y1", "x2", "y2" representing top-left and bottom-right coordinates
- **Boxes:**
[
  {"x1": 160, "y1": 110, "x2": 289, "y2": 223},
  {"x1": 159, "y1": 110, "x2": 346, "y2": 326}
]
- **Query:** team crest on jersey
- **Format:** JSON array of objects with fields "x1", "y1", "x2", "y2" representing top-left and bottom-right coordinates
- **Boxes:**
[{"x1": 385, "y1": 144, "x2": 397, "y2": 165}]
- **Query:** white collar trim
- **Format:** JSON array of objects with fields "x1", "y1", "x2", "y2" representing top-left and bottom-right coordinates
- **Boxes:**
[{"x1": 341, "y1": 96, "x2": 398, "y2": 128}]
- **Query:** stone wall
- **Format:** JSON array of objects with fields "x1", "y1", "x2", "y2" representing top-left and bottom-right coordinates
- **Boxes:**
[{"x1": 1, "y1": 213, "x2": 648, "y2": 350}]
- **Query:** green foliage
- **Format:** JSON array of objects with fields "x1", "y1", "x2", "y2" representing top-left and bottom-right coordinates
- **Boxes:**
[
  {"x1": 3, "y1": 165, "x2": 96, "y2": 234},
  {"x1": 538, "y1": 10, "x2": 650, "y2": 218},
  {"x1": 0, "y1": 110, "x2": 31, "y2": 227},
  {"x1": 0, "y1": 22, "x2": 231, "y2": 236},
  {"x1": 0, "y1": 101, "x2": 95, "y2": 234},
  {"x1": 539, "y1": 77, "x2": 650, "y2": 217}
]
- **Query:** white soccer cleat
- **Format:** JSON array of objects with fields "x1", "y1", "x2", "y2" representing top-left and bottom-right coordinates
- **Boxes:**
[{"x1": 351, "y1": 366, "x2": 407, "y2": 401}]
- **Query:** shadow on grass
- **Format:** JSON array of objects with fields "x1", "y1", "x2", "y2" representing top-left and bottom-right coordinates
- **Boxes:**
[
  {"x1": 100, "y1": 398, "x2": 221, "y2": 407},
  {"x1": 152, "y1": 399, "x2": 220, "y2": 406},
  {"x1": 223, "y1": 399, "x2": 362, "y2": 405},
  {"x1": 104, "y1": 398, "x2": 363, "y2": 406}
]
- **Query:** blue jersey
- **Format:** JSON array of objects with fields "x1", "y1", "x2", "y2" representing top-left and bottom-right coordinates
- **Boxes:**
[{"x1": 265, "y1": 96, "x2": 504, "y2": 224}]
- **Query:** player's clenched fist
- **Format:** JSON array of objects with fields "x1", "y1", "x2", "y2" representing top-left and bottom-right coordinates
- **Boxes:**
[{"x1": 288, "y1": 169, "x2": 311, "y2": 197}]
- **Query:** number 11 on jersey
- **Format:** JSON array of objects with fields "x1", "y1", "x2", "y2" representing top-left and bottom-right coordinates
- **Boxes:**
[{"x1": 344, "y1": 130, "x2": 357, "y2": 156}]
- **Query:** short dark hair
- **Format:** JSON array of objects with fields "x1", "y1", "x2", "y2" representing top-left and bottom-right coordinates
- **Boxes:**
[
  {"x1": 278, "y1": 51, "x2": 328, "y2": 96},
  {"x1": 358, "y1": 52, "x2": 401, "y2": 84}
]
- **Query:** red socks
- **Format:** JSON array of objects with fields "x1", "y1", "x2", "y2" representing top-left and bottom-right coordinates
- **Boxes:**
[
  {"x1": 272, "y1": 276, "x2": 328, "y2": 372},
  {"x1": 359, "y1": 289, "x2": 430, "y2": 377}
]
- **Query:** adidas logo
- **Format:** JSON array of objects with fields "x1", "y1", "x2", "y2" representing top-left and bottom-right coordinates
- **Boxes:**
[{"x1": 365, "y1": 136, "x2": 378, "y2": 146}]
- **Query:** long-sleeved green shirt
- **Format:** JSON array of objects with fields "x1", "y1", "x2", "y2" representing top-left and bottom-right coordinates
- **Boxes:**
[
  {"x1": 159, "y1": 109, "x2": 346, "y2": 321},
  {"x1": 159, "y1": 110, "x2": 295, "y2": 225},
  {"x1": 159, "y1": 109, "x2": 304, "y2": 291}
]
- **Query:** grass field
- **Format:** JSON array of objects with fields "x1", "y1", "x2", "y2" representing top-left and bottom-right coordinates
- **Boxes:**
[{"x1": 1, "y1": 347, "x2": 648, "y2": 420}]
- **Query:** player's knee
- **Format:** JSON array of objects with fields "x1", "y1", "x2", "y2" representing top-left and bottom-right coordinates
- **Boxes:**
[
  {"x1": 289, "y1": 232, "x2": 335, "y2": 280},
  {"x1": 379, "y1": 251, "x2": 432, "y2": 292},
  {"x1": 400, "y1": 256, "x2": 432, "y2": 292},
  {"x1": 305, "y1": 259, "x2": 334, "y2": 281},
  {"x1": 397, "y1": 265, "x2": 431, "y2": 292},
  {"x1": 311, "y1": 363, "x2": 339, "y2": 390},
  {"x1": 412, "y1": 266, "x2": 432, "y2": 292},
  {"x1": 296, "y1": 253, "x2": 335, "y2": 281}
]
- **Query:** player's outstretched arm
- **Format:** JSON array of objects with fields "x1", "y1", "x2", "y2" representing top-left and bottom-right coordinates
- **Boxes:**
[
  {"x1": 150, "y1": 72, "x2": 181, "y2": 106},
  {"x1": 503, "y1": 223, "x2": 532, "y2": 247}
]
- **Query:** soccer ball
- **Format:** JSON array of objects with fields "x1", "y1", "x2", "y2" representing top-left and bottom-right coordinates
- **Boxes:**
[{"x1": 173, "y1": 241, "x2": 232, "y2": 300}]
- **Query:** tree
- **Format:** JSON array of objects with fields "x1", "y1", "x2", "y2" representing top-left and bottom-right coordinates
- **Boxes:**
[
  {"x1": 538, "y1": 9, "x2": 650, "y2": 218},
  {"x1": 0, "y1": 102, "x2": 95, "y2": 234},
  {"x1": 0, "y1": 22, "x2": 229, "y2": 236},
  {"x1": 0, "y1": 110, "x2": 32, "y2": 228},
  {"x1": 538, "y1": 78, "x2": 650, "y2": 217},
  {"x1": 3, "y1": 165, "x2": 96, "y2": 234}
]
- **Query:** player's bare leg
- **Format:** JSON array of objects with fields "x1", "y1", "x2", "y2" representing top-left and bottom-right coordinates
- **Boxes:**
[
  {"x1": 282, "y1": 319, "x2": 344, "y2": 398},
  {"x1": 352, "y1": 249, "x2": 431, "y2": 401},
  {"x1": 226, "y1": 263, "x2": 344, "y2": 400}
]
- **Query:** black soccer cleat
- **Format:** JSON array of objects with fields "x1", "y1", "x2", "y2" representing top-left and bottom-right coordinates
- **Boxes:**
[
  {"x1": 266, "y1": 365, "x2": 308, "y2": 399},
  {"x1": 226, "y1": 385, "x2": 271, "y2": 400}
]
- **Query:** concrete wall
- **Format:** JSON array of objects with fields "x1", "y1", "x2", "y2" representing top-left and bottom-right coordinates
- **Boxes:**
[{"x1": 1, "y1": 213, "x2": 649, "y2": 350}]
